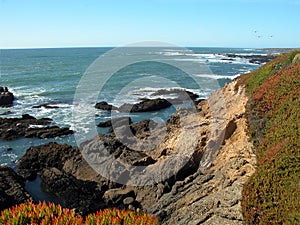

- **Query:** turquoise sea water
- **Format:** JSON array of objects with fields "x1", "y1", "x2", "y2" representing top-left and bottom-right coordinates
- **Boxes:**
[{"x1": 0, "y1": 47, "x2": 275, "y2": 167}]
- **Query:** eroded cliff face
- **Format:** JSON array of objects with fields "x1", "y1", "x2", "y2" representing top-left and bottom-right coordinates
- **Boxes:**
[
  {"x1": 15, "y1": 78, "x2": 256, "y2": 224},
  {"x1": 149, "y1": 79, "x2": 256, "y2": 224}
]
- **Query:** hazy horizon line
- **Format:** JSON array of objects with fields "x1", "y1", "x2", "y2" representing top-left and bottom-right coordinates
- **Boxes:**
[{"x1": 1, "y1": 45, "x2": 299, "y2": 50}]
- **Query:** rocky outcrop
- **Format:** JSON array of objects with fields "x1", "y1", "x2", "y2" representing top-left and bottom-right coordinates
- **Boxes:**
[
  {"x1": 16, "y1": 79, "x2": 255, "y2": 223},
  {"x1": 0, "y1": 86, "x2": 14, "y2": 107},
  {"x1": 95, "y1": 98, "x2": 173, "y2": 113},
  {"x1": 151, "y1": 89, "x2": 199, "y2": 103},
  {"x1": 95, "y1": 90, "x2": 199, "y2": 113},
  {"x1": 0, "y1": 114, "x2": 73, "y2": 140},
  {"x1": 0, "y1": 166, "x2": 31, "y2": 211},
  {"x1": 119, "y1": 98, "x2": 172, "y2": 112},
  {"x1": 17, "y1": 142, "x2": 118, "y2": 215},
  {"x1": 17, "y1": 142, "x2": 79, "y2": 181}
]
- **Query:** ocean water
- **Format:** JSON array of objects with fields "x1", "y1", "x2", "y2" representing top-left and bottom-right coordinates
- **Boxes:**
[{"x1": 0, "y1": 47, "x2": 276, "y2": 167}]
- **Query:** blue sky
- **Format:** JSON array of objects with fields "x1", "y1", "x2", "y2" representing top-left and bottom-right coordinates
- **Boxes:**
[{"x1": 1, "y1": 0, "x2": 299, "y2": 48}]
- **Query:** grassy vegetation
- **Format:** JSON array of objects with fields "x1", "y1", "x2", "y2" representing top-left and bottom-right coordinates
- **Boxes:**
[
  {"x1": 0, "y1": 201, "x2": 158, "y2": 225},
  {"x1": 241, "y1": 51, "x2": 300, "y2": 224}
]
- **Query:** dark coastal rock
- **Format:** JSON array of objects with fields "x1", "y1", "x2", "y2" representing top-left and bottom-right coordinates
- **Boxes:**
[
  {"x1": 151, "y1": 89, "x2": 199, "y2": 103},
  {"x1": 119, "y1": 98, "x2": 172, "y2": 112},
  {"x1": 0, "y1": 86, "x2": 14, "y2": 107},
  {"x1": 110, "y1": 119, "x2": 156, "y2": 137},
  {"x1": 0, "y1": 114, "x2": 73, "y2": 140},
  {"x1": 95, "y1": 101, "x2": 115, "y2": 111},
  {"x1": 17, "y1": 142, "x2": 79, "y2": 181},
  {"x1": 0, "y1": 166, "x2": 31, "y2": 211},
  {"x1": 40, "y1": 167, "x2": 104, "y2": 215},
  {"x1": 24, "y1": 126, "x2": 74, "y2": 139},
  {"x1": 98, "y1": 116, "x2": 132, "y2": 128},
  {"x1": 223, "y1": 54, "x2": 276, "y2": 64},
  {"x1": 17, "y1": 142, "x2": 117, "y2": 214},
  {"x1": 32, "y1": 103, "x2": 59, "y2": 109}
]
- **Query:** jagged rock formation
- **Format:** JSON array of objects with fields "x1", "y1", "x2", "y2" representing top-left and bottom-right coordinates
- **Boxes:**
[
  {"x1": 149, "y1": 80, "x2": 256, "y2": 224},
  {"x1": 14, "y1": 79, "x2": 256, "y2": 223},
  {"x1": 0, "y1": 114, "x2": 74, "y2": 140}
]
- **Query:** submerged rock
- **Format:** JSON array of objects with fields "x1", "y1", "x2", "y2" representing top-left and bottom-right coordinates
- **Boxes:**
[{"x1": 32, "y1": 103, "x2": 59, "y2": 109}]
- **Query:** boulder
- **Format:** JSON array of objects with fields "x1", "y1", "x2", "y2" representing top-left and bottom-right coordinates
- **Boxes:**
[
  {"x1": 0, "y1": 86, "x2": 14, "y2": 107},
  {"x1": 0, "y1": 166, "x2": 31, "y2": 211},
  {"x1": 104, "y1": 188, "x2": 135, "y2": 206},
  {"x1": 95, "y1": 101, "x2": 115, "y2": 111}
]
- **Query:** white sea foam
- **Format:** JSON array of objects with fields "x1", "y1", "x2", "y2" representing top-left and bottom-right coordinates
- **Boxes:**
[
  {"x1": 193, "y1": 74, "x2": 241, "y2": 80},
  {"x1": 29, "y1": 125, "x2": 47, "y2": 128}
]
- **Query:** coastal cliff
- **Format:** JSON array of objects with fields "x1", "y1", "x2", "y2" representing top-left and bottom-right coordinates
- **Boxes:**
[
  {"x1": 13, "y1": 75, "x2": 256, "y2": 224},
  {"x1": 1, "y1": 51, "x2": 299, "y2": 224}
]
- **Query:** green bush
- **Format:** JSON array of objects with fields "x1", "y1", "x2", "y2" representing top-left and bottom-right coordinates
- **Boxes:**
[{"x1": 0, "y1": 201, "x2": 158, "y2": 225}]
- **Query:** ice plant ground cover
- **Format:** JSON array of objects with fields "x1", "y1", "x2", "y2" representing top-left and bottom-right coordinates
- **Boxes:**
[
  {"x1": 0, "y1": 201, "x2": 158, "y2": 225},
  {"x1": 240, "y1": 51, "x2": 300, "y2": 224}
]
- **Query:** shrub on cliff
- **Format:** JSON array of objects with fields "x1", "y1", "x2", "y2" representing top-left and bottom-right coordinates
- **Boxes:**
[
  {"x1": 241, "y1": 51, "x2": 300, "y2": 224},
  {"x1": 0, "y1": 201, "x2": 158, "y2": 225}
]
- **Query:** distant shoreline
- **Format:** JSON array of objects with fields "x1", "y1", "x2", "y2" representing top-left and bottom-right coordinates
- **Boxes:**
[{"x1": 260, "y1": 47, "x2": 300, "y2": 53}]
